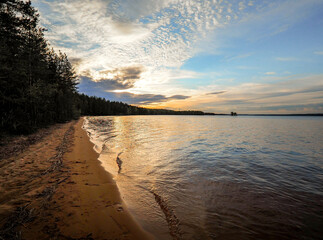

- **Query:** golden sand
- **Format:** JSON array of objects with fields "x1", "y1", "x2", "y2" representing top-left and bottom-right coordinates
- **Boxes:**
[{"x1": 0, "y1": 119, "x2": 152, "y2": 239}]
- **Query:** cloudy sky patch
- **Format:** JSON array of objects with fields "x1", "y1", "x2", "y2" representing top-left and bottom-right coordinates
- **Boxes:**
[{"x1": 33, "y1": 0, "x2": 323, "y2": 113}]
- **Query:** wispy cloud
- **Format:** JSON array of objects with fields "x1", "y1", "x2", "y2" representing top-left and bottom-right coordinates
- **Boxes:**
[
  {"x1": 226, "y1": 53, "x2": 253, "y2": 61},
  {"x1": 112, "y1": 92, "x2": 190, "y2": 105},
  {"x1": 201, "y1": 0, "x2": 323, "y2": 49},
  {"x1": 265, "y1": 72, "x2": 276, "y2": 75},
  {"x1": 207, "y1": 91, "x2": 226, "y2": 95},
  {"x1": 276, "y1": 57, "x2": 299, "y2": 61},
  {"x1": 166, "y1": 74, "x2": 323, "y2": 114},
  {"x1": 314, "y1": 51, "x2": 323, "y2": 55}
]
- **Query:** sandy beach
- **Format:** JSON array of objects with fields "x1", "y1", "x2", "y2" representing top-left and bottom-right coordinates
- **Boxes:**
[{"x1": 0, "y1": 119, "x2": 152, "y2": 239}]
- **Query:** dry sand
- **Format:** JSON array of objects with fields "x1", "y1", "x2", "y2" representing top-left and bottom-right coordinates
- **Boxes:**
[{"x1": 0, "y1": 119, "x2": 153, "y2": 239}]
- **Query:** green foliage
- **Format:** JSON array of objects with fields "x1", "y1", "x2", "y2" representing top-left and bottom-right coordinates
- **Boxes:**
[{"x1": 1, "y1": 0, "x2": 77, "y2": 133}]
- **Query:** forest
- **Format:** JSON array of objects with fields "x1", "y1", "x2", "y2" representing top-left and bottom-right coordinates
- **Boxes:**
[{"x1": 0, "y1": 0, "x2": 206, "y2": 134}]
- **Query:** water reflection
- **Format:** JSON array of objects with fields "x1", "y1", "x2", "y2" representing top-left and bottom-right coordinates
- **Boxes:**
[{"x1": 84, "y1": 116, "x2": 323, "y2": 239}]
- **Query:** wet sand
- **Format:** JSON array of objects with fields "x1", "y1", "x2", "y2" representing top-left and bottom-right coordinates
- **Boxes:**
[{"x1": 0, "y1": 119, "x2": 152, "y2": 239}]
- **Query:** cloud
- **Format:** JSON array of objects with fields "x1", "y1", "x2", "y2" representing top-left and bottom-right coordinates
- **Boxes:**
[
  {"x1": 78, "y1": 75, "x2": 190, "y2": 105},
  {"x1": 32, "y1": 0, "x2": 323, "y2": 113},
  {"x1": 207, "y1": 91, "x2": 226, "y2": 95},
  {"x1": 99, "y1": 66, "x2": 144, "y2": 82},
  {"x1": 80, "y1": 66, "x2": 144, "y2": 91},
  {"x1": 34, "y1": 0, "x2": 256, "y2": 75},
  {"x1": 202, "y1": 0, "x2": 322, "y2": 50},
  {"x1": 117, "y1": 93, "x2": 190, "y2": 105},
  {"x1": 226, "y1": 53, "x2": 253, "y2": 61},
  {"x1": 248, "y1": 1, "x2": 254, "y2": 7},
  {"x1": 217, "y1": 75, "x2": 323, "y2": 113},
  {"x1": 111, "y1": 0, "x2": 174, "y2": 19},
  {"x1": 265, "y1": 72, "x2": 276, "y2": 75},
  {"x1": 246, "y1": 103, "x2": 323, "y2": 112},
  {"x1": 314, "y1": 51, "x2": 323, "y2": 55},
  {"x1": 250, "y1": 85, "x2": 323, "y2": 101},
  {"x1": 276, "y1": 57, "x2": 299, "y2": 61},
  {"x1": 166, "y1": 74, "x2": 323, "y2": 114},
  {"x1": 69, "y1": 57, "x2": 83, "y2": 69}
]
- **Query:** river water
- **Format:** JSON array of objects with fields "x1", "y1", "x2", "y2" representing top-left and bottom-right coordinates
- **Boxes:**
[{"x1": 83, "y1": 115, "x2": 323, "y2": 239}]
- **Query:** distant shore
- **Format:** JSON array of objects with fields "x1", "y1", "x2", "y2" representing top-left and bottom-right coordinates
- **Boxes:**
[
  {"x1": 206, "y1": 113, "x2": 323, "y2": 116},
  {"x1": 0, "y1": 118, "x2": 152, "y2": 239},
  {"x1": 237, "y1": 113, "x2": 323, "y2": 116}
]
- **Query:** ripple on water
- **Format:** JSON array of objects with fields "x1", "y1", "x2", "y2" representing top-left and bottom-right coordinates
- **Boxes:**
[{"x1": 84, "y1": 116, "x2": 323, "y2": 239}]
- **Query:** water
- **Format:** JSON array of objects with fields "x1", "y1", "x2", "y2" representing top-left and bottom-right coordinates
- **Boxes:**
[{"x1": 83, "y1": 115, "x2": 323, "y2": 239}]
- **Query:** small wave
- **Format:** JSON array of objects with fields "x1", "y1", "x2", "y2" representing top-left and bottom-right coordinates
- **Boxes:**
[
  {"x1": 150, "y1": 190, "x2": 182, "y2": 240},
  {"x1": 101, "y1": 143, "x2": 107, "y2": 153},
  {"x1": 103, "y1": 135, "x2": 117, "y2": 141}
]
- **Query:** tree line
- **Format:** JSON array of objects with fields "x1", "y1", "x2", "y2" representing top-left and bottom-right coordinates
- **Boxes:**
[
  {"x1": 78, "y1": 93, "x2": 205, "y2": 116},
  {"x1": 0, "y1": 0, "x2": 206, "y2": 134}
]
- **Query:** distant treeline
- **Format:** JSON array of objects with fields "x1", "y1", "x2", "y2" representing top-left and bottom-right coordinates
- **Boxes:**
[
  {"x1": 0, "y1": 1, "x2": 206, "y2": 134},
  {"x1": 78, "y1": 93, "x2": 205, "y2": 116}
]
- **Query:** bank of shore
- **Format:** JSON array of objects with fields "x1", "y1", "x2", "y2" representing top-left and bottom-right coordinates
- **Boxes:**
[{"x1": 0, "y1": 118, "x2": 152, "y2": 239}]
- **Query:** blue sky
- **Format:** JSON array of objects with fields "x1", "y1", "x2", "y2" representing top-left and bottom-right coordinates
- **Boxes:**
[{"x1": 33, "y1": 0, "x2": 323, "y2": 113}]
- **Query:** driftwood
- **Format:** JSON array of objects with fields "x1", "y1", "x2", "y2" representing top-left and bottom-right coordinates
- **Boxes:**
[
  {"x1": 0, "y1": 204, "x2": 35, "y2": 240},
  {"x1": 40, "y1": 125, "x2": 74, "y2": 176}
]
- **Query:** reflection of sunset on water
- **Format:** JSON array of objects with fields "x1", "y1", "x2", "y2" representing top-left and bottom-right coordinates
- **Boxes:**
[{"x1": 84, "y1": 115, "x2": 323, "y2": 239}]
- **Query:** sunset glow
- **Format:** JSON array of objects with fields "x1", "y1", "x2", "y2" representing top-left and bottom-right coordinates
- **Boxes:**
[{"x1": 33, "y1": 0, "x2": 323, "y2": 113}]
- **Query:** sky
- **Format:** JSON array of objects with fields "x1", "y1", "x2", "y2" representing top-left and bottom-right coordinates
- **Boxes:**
[{"x1": 32, "y1": 0, "x2": 323, "y2": 114}]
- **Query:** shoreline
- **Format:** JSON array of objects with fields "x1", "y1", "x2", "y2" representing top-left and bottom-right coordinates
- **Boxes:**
[
  {"x1": 57, "y1": 118, "x2": 153, "y2": 239},
  {"x1": 0, "y1": 118, "x2": 153, "y2": 239}
]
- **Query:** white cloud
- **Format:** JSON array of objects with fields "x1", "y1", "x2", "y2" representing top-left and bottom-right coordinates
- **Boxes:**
[
  {"x1": 32, "y1": 0, "x2": 323, "y2": 112},
  {"x1": 35, "y1": 0, "x2": 254, "y2": 87},
  {"x1": 314, "y1": 51, "x2": 323, "y2": 55},
  {"x1": 239, "y1": 2, "x2": 246, "y2": 11}
]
